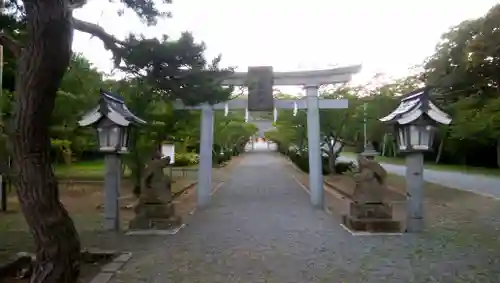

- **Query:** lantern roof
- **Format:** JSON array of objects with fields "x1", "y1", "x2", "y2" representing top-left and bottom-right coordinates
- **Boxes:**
[
  {"x1": 379, "y1": 87, "x2": 452, "y2": 125},
  {"x1": 78, "y1": 89, "x2": 146, "y2": 127}
]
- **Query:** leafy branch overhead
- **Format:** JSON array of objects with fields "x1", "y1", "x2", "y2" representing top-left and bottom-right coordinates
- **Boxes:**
[
  {"x1": 117, "y1": 32, "x2": 235, "y2": 105},
  {"x1": 1, "y1": 0, "x2": 234, "y2": 106}
]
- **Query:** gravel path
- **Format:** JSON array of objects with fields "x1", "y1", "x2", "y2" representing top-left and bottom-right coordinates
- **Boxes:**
[
  {"x1": 338, "y1": 156, "x2": 500, "y2": 199},
  {"x1": 110, "y1": 153, "x2": 500, "y2": 283}
]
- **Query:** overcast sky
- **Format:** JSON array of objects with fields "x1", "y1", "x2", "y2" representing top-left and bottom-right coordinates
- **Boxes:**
[{"x1": 73, "y1": 0, "x2": 497, "y2": 89}]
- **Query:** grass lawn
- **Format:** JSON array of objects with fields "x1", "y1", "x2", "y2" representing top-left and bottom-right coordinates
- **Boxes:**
[
  {"x1": 54, "y1": 160, "x2": 199, "y2": 180},
  {"x1": 341, "y1": 152, "x2": 500, "y2": 176},
  {"x1": 54, "y1": 160, "x2": 109, "y2": 179}
]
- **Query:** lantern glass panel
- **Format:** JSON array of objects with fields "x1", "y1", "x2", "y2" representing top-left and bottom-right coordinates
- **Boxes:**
[
  {"x1": 120, "y1": 127, "x2": 129, "y2": 150},
  {"x1": 97, "y1": 128, "x2": 106, "y2": 149},
  {"x1": 409, "y1": 125, "x2": 419, "y2": 146},
  {"x1": 420, "y1": 127, "x2": 431, "y2": 148},
  {"x1": 407, "y1": 125, "x2": 434, "y2": 150},
  {"x1": 108, "y1": 126, "x2": 120, "y2": 148},
  {"x1": 397, "y1": 127, "x2": 407, "y2": 150}
]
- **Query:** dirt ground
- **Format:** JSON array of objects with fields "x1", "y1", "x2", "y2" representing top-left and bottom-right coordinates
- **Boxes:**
[
  {"x1": 0, "y1": 180, "x2": 192, "y2": 280},
  {"x1": 0, "y1": 157, "x2": 243, "y2": 282},
  {"x1": 286, "y1": 159, "x2": 500, "y2": 253}
]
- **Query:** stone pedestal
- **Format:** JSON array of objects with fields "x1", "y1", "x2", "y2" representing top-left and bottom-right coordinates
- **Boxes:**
[
  {"x1": 350, "y1": 202, "x2": 391, "y2": 219},
  {"x1": 129, "y1": 201, "x2": 181, "y2": 230},
  {"x1": 343, "y1": 202, "x2": 401, "y2": 233}
]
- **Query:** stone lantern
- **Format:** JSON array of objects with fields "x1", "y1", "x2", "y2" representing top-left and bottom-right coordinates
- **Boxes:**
[
  {"x1": 78, "y1": 89, "x2": 146, "y2": 231},
  {"x1": 360, "y1": 142, "x2": 379, "y2": 160},
  {"x1": 79, "y1": 89, "x2": 146, "y2": 153},
  {"x1": 380, "y1": 87, "x2": 451, "y2": 153},
  {"x1": 379, "y1": 87, "x2": 452, "y2": 232}
]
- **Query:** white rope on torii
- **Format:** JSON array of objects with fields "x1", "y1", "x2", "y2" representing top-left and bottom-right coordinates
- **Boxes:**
[{"x1": 215, "y1": 99, "x2": 300, "y2": 123}]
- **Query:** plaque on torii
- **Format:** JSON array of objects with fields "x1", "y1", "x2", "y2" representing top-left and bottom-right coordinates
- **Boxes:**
[{"x1": 247, "y1": 66, "x2": 274, "y2": 112}]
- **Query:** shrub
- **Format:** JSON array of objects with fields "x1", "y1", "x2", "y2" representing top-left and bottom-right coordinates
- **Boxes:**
[
  {"x1": 232, "y1": 145, "x2": 243, "y2": 156},
  {"x1": 286, "y1": 149, "x2": 353, "y2": 176},
  {"x1": 285, "y1": 150, "x2": 308, "y2": 172},
  {"x1": 221, "y1": 151, "x2": 232, "y2": 162},
  {"x1": 212, "y1": 151, "x2": 232, "y2": 165},
  {"x1": 294, "y1": 155, "x2": 309, "y2": 172},
  {"x1": 174, "y1": 152, "x2": 199, "y2": 167},
  {"x1": 277, "y1": 143, "x2": 288, "y2": 154}
]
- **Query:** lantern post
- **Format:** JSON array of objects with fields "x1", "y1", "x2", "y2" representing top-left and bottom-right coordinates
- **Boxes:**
[
  {"x1": 78, "y1": 89, "x2": 146, "y2": 231},
  {"x1": 380, "y1": 87, "x2": 452, "y2": 232}
]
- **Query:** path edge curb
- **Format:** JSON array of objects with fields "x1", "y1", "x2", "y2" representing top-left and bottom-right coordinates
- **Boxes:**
[{"x1": 88, "y1": 251, "x2": 133, "y2": 283}]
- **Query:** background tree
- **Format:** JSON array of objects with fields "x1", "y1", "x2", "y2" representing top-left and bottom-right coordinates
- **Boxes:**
[
  {"x1": 270, "y1": 2, "x2": 500, "y2": 170},
  {"x1": 422, "y1": 4, "x2": 500, "y2": 168},
  {"x1": 213, "y1": 111, "x2": 257, "y2": 159},
  {"x1": 319, "y1": 85, "x2": 361, "y2": 173}
]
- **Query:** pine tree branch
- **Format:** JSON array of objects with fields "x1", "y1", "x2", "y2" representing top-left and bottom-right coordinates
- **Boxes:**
[{"x1": 72, "y1": 18, "x2": 127, "y2": 66}]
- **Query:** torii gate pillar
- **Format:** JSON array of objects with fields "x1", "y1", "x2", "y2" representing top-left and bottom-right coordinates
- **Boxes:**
[
  {"x1": 198, "y1": 104, "x2": 214, "y2": 208},
  {"x1": 305, "y1": 85, "x2": 323, "y2": 207}
]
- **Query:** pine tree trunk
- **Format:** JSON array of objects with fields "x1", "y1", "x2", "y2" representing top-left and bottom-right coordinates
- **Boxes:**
[{"x1": 11, "y1": 1, "x2": 81, "y2": 282}]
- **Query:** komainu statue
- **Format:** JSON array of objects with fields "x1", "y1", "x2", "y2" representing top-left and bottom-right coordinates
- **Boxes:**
[
  {"x1": 138, "y1": 152, "x2": 173, "y2": 204},
  {"x1": 352, "y1": 155, "x2": 388, "y2": 204},
  {"x1": 349, "y1": 155, "x2": 392, "y2": 220},
  {"x1": 129, "y1": 153, "x2": 181, "y2": 230}
]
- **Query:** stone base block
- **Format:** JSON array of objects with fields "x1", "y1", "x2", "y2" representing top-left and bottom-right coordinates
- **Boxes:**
[
  {"x1": 129, "y1": 216, "x2": 182, "y2": 230},
  {"x1": 134, "y1": 202, "x2": 175, "y2": 218},
  {"x1": 149, "y1": 217, "x2": 182, "y2": 229},
  {"x1": 349, "y1": 202, "x2": 392, "y2": 219},
  {"x1": 342, "y1": 215, "x2": 401, "y2": 233},
  {"x1": 342, "y1": 202, "x2": 401, "y2": 233},
  {"x1": 129, "y1": 202, "x2": 181, "y2": 230}
]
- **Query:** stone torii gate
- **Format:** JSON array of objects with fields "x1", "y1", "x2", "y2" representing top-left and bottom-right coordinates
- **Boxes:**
[{"x1": 174, "y1": 65, "x2": 361, "y2": 209}]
